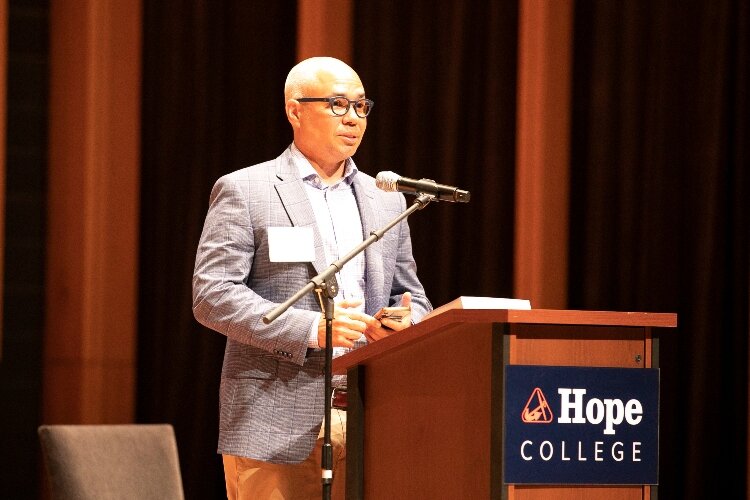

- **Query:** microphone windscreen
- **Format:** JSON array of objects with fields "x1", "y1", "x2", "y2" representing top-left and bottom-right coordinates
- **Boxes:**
[{"x1": 375, "y1": 171, "x2": 400, "y2": 192}]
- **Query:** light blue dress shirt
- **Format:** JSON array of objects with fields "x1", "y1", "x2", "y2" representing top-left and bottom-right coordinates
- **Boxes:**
[{"x1": 289, "y1": 144, "x2": 366, "y2": 351}]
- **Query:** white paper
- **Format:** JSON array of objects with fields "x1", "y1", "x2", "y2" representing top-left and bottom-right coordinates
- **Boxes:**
[{"x1": 459, "y1": 296, "x2": 532, "y2": 310}]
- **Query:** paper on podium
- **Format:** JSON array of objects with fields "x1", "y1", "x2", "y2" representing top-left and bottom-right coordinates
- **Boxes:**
[{"x1": 422, "y1": 296, "x2": 531, "y2": 321}]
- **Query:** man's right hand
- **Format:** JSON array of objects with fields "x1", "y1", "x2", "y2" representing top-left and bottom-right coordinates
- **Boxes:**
[{"x1": 317, "y1": 299, "x2": 381, "y2": 348}]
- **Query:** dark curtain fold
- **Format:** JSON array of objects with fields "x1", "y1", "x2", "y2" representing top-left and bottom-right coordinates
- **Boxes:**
[
  {"x1": 352, "y1": 0, "x2": 519, "y2": 306},
  {"x1": 570, "y1": 1, "x2": 749, "y2": 498},
  {"x1": 138, "y1": 2, "x2": 297, "y2": 498}
]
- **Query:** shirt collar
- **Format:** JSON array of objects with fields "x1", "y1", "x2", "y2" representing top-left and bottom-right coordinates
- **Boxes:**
[{"x1": 290, "y1": 143, "x2": 358, "y2": 189}]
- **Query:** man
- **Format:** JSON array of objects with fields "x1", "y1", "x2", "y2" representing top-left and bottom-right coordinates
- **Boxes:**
[{"x1": 192, "y1": 57, "x2": 432, "y2": 499}]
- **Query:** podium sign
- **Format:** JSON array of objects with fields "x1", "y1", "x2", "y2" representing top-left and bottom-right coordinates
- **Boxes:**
[{"x1": 504, "y1": 365, "x2": 659, "y2": 485}]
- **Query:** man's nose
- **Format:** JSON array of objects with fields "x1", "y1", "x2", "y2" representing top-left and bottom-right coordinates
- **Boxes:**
[{"x1": 343, "y1": 104, "x2": 360, "y2": 123}]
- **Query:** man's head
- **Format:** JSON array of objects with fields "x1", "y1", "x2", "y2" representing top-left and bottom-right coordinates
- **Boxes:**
[{"x1": 284, "y1": 57, "x2": 369, "y2": 179}]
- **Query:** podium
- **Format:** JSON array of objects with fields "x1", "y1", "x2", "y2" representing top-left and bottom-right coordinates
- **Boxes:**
[{"x1": 333, "y1": 298, "x2": 677, "y2": 499}]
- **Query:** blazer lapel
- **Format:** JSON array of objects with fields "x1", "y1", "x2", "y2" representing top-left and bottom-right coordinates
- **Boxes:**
[
  {"x1": 273, "y1": 151, "x2": 328, "y2": 275},
  {"x1": 353, "y1": 175, "x2": 386, "y2": 315}
]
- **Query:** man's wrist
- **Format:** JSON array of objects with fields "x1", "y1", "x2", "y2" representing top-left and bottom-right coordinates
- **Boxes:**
[{"x1": 308, "y1": 312, "x2": 322, "y2": 348}]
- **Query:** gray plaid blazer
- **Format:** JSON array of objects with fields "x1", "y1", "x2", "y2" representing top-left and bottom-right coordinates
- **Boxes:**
[{"x1": 192, "y1": 146, "x2": 432, "y2": 463}]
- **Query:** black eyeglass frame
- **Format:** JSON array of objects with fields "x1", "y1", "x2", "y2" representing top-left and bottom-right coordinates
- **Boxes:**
[{"x1": 297, "y1": 96, "x2": 374, "y2": 118}]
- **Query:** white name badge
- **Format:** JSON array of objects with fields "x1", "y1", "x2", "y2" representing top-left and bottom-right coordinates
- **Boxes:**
[{"x1": 268, "y1": 226, "x2": 315, "y2": 262}]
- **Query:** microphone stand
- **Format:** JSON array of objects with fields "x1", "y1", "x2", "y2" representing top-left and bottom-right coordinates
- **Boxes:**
[{"x1": 262, "y1": 193, "x2": 435, "y2": 499}]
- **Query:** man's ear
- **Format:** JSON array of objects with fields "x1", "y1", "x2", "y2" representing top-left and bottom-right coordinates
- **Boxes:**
[{"x1": 286, "y1": 99, "x2": 301, "y2": 128}]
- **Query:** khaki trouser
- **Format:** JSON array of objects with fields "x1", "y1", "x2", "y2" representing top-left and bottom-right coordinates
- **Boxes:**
[{"x1": 223, "y1": 410, "x2": 347, "y2": 500}]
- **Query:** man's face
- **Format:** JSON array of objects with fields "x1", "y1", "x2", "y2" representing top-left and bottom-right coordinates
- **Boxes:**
[{"x1": 291, "y1": 68, "x2": 368, "y2": 172}]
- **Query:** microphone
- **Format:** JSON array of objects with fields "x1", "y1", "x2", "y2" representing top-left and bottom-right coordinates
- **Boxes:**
[{"x1": 375, "y1": 171, "x2": 471, "y2": 203}]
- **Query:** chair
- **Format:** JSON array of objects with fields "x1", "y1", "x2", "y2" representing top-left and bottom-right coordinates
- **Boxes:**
[{"x1": 38, "y1": 424, "x2": 185, "y2": 500}]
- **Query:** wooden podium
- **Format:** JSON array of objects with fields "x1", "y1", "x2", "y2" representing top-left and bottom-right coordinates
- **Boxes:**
[{"x1": 333, "y1": 298, "x2": 677, "y2": 499}]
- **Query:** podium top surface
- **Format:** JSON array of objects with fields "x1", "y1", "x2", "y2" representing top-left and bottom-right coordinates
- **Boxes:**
[{"x1": 332, "y1": 299, "x2": 677, "y2": 373}]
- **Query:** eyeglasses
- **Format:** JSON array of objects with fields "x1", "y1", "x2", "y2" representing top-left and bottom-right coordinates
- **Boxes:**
[{"x1": 297, "y1": 96, "x2": 374, "y2": 118}]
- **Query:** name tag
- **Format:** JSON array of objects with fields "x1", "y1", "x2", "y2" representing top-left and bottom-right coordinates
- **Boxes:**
[{"x1": 268, "y1": 227, "x2": 315, "y2": 262}]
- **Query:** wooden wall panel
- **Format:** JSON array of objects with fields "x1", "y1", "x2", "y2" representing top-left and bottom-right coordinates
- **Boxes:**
[
  {"x1": 514, "y1": 0, "x2": 573, "y2": 309},
  {"x1": 43, "y1": 0, "x2": 141, "y2": 424},
  {"x1": 297, "y1": 0, "x2": 351, "y2": 63}
]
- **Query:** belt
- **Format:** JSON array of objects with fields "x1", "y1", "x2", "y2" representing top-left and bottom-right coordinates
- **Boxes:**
[{"x1": 331, "y1": 387, "x2": 348, "y2": 411}]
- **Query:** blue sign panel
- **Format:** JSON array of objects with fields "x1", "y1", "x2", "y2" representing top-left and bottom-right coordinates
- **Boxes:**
[{"x1": 504, "y1": 365, "x2": 659, "y2": 485}]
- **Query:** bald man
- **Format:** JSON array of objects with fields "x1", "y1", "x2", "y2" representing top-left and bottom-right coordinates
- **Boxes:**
[{"x1": 193, "y1": 57, "x2": 432, "y2": 499}]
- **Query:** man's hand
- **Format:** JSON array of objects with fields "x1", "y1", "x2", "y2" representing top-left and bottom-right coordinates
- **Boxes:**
[
  {"x1": 317, "y1": 299, "x2": 380, "y2": 348},
  {"x1": 365, "y1": 292, "x2": 413, "y2": 342},
  {"x1": 318, "y1": 293, "x2": 414, "y2": 347}
]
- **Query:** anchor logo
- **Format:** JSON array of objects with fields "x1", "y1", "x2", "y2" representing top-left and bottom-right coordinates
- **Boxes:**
[{"x1": 521, "y1": 388, "x2": 554, "y2": 423}]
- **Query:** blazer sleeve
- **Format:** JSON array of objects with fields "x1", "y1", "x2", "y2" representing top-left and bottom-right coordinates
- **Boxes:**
[{"x1": 192, "y1": 175, "x2": 318, "y2": 366}]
